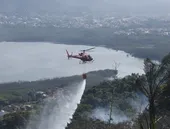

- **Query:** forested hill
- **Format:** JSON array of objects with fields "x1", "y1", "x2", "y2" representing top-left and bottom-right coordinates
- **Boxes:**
[
  {"x1": 0, "y1": 69, "x2": 117, "y2": 104},
  {"x1": 67, "y1": 74, "x2": 144, "y2": 128}
]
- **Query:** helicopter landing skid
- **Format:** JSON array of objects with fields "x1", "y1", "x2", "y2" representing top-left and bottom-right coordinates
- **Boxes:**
[
  {"x1": 79, "y1": 60, "x2": 93, "y2": 64},
  {"x1": 79, "y1": 61, "x2": 86, "y2": 64}
]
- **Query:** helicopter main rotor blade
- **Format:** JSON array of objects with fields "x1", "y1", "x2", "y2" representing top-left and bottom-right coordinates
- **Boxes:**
[{"x1": 80, "y1": 47, "x2": 95, "y2": 52}]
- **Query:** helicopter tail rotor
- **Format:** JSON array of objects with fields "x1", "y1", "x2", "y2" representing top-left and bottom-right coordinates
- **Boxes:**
[{"x1": 66, "y1": 50, "x2": 70, "y2": 59}]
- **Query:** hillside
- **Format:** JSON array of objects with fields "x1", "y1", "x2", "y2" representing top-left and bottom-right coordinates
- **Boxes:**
[{"x1": 0, "y1": 69, "x2": 117, "y2": 104}]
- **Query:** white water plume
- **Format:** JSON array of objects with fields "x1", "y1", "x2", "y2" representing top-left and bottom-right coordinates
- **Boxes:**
[{"x1": 26, "y1": 80, "x2": 86, "y2": 129}]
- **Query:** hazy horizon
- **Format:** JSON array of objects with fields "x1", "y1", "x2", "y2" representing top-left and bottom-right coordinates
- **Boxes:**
[{"x1": 1, "y1": 0, "x2": 170, "y2": 16}]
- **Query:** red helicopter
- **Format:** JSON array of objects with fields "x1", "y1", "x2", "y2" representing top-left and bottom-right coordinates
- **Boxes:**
[{"x1": 66, "y1": 47, "x2": 95, "y2": 64}]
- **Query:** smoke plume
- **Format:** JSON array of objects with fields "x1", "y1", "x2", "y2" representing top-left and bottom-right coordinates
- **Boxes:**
[
  {"x1": 89, "y1": 92, "x2": 148, "y2": 124},
  {"x1": 90, "y1": 107, "x2": 130, "y2": 124}
]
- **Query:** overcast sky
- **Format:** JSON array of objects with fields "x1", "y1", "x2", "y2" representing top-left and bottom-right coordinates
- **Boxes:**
[{"x1": 0, "y1": 0, "x2": 170, "y2": 16}]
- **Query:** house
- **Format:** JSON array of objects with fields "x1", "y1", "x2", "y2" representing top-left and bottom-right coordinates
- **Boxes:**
[{"x1": 0, "y1": 110, "x2": 7, "y2": 117}]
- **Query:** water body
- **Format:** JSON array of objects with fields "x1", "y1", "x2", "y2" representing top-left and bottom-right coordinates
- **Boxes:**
[{"x1": 0, "y1": 42, "x2": 144, "y2": 83}]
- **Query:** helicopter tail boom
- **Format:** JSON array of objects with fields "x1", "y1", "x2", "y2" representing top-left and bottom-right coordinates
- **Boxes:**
[{"x1": 66, "y1": 50, "x2": 70, "y2": 59}]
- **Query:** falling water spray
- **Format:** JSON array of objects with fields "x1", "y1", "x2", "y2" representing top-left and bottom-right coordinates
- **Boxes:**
[{"x1": 26, "y1": 79, "x2": 86, "y2": 129}]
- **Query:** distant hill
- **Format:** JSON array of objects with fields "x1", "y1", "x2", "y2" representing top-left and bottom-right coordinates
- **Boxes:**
[{"x1": 0, "y1": 69, "x2": 117, "y2": 103}]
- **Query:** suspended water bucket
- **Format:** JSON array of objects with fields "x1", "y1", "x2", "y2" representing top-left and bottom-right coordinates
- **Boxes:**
[{"x1": 82, "y1": 73, "x2": 87, "y2": 79}]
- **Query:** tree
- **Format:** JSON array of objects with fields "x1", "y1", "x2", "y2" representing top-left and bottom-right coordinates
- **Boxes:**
[
  {"x1": 1, "y1": 111, "x2": 30, "y2": 129},
  {"x1": 136, "y1": 53, "x2": 170, "y2": 129},
  {"x1": 108, "y1": 61, "x2": 120, "y2": 124}
]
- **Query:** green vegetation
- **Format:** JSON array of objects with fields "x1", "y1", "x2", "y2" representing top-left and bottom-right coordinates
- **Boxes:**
[
  {"x1": 0, "y1": 69, "x2": 116, "y2": 105},
  {"x1": 0, "y1": 111, "x2": 31, "y2": 129},
  {"x1": 66, "y1": 118, "x2": 131, "y2": 129},
  {"x1": 136, "y1": 54, "x2": 170, "y2": 129},
  {"x1": 66, "y1": 74, "x2": 141, "y2": 129},
  {"x1": 80, "y1": 74, "x2": 139, "y2": 112}
]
